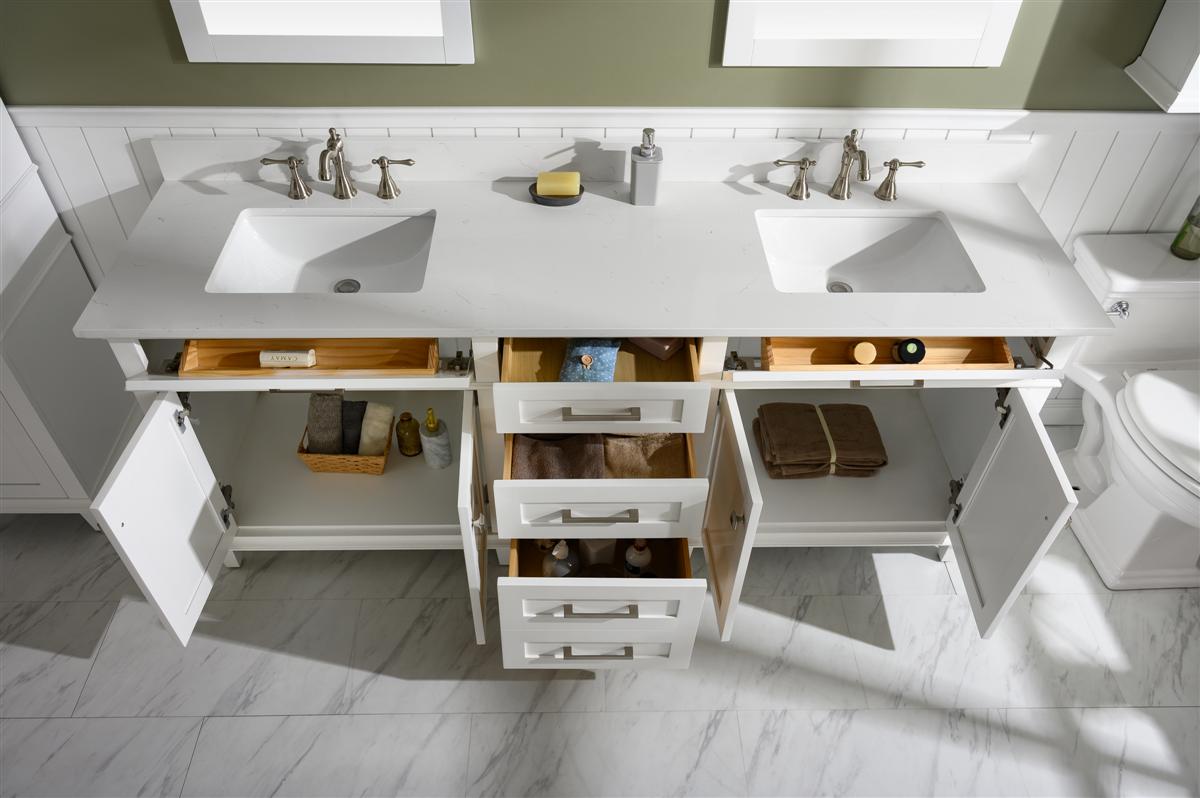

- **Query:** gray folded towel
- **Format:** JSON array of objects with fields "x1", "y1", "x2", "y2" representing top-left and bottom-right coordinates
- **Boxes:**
[
  {"x1": 341, "y1": 400, "x2": 367, "y2": 454},
  {"x1": 306, "y1": 393, "x2": 343, "y2": 454},
  {"x1": 358, "y1": 402, "x2": 393, "y2": 456}
]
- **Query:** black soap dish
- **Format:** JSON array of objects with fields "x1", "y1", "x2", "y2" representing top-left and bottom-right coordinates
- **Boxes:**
[{"x1": 528, "y1": 183, "x2": 586, "y2": 207}]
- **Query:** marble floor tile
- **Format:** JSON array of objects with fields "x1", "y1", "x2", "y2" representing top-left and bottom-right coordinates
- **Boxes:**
[
  {"x1": 467, "y1": 711, "x2": 746, "y2": 797},
  {"x1": 0, "y1": 602, "x2": 115, "y2": 718},
  {"x1": 1078, "y1": 588, "x2": 1200, "y2": 707},
  {"x1": 957, "y1": 594, "x2": 1127, "y2": 708},
  {"x1": 0, "y1": 716, "x2": 200, "y2": 797},
  {"x1": 74, "y1": 598, "x2": 357, "y2": 717},
  {"x1": 841, "y1": 594, "x2": 977, "y2": 709},
  {"x1": 344, "y1": 597, "x2": 602, "y2": 714},
  {"x1": 1022, "y1": 527, "x2": 1110, "y2": 594},
  {"x1": 0, "y1": 515, "x2": 136, "y2": 602},
  {"x1": 1003, "y1": 706, "x2": 1200, "y2": 797},
  {"x1": 211, "y1": 549, "x2": 470, "y2": 600},
  {"x1": 738, "y1": 708, "x2": 1028, "y2": 797},
  {"x1": 605, "y1": 596, "x2": 867, "y2": 711},
  {"x1": 182, "y1": 714, "x2": 470, "y2": 797}
]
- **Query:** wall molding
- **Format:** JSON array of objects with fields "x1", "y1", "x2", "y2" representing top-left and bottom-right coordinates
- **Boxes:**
[{"x1": 11, "y1": 105, "x2": 1199, "y2": 134}]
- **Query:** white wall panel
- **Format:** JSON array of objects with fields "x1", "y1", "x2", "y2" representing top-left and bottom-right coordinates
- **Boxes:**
[
  {"x1": 1038, "y1": 131, "x2": 1118, "y2": 245},
  {"x1": 1112, "y1": 133, "x2": 1200, "y2": 232},
  {"x1": 1151, "y1": 137, "x2": 1200, "y2": 231},
  {"x1": 82, "y1": 127, "x2": 152, "y2": 237},
  {"x1": 1063, "y1": 130, "x2": 1159, "y2": 252}
]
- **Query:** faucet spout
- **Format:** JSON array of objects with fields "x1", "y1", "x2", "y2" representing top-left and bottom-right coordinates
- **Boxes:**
[
  {"x1": 829, "y1": 129, "x2": 869, "y2": 200},
  {"x1": 318, "y1": 127, "x2": 357, "y2": 199}
]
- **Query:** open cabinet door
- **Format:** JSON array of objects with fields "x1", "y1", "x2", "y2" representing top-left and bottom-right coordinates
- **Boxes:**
[
  {"x1": 949, "y1": 388, "x2": 1076, "y2": 638},
  {"x1": 91, "y1": 393, "x2": 235, "y2": 645},
  {"x1": 701, "y1": 389, "x2": 763, "y2": 641},
  {"x1": 458, "y1": 392, "x2": 489, "y2": 644}
]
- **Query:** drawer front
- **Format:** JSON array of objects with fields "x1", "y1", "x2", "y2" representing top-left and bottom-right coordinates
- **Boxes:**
[
  {"x1": 492, "y1": 382, "x2": 711, "y2": 434},
  {"x1": 493, "y1": 477, "x2": 709, "y2": 539},
  {"x1": 498, "y1": 576, "x2": 707, "y2": 633},
  {"x1": 500, "y1": 628, "x2": 698, "y2": 670}
]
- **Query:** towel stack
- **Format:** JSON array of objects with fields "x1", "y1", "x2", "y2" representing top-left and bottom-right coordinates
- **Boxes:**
[
  {"x1": 510, "y1": 432, "x2": 690, "y2": 480},
  {"x1": 306, "y1": 393, "x2": 393, "y2": 456},
  {"x1": 752, "y1": 402, "x2": 887, "y2": 479}
]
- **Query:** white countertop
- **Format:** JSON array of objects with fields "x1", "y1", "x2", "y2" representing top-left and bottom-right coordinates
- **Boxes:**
[{"x1": 75, "y1": 179, "x2": 1112, "y2": 339}]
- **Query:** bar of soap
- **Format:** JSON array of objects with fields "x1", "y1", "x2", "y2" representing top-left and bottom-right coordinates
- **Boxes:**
[{"x1": 536, "y1": 171, "x2": 581, "y2": 197}]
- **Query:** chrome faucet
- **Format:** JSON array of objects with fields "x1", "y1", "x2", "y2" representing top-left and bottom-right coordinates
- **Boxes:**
[
  {"x1": 370, "y1": 155, "x2": 416, "y2": 199},
  {"x1": 772, "y1": 157, "x2": 817, "y2": 200},
  {"x1": 874, "y1": 158, "x2": 926, "y2": 201},
  {"x1": 829, "y1": 129, "x2": 869, "y2": 200},
  {"x1": 319, "y1": 127, "x2": 357, "y2": 199}
]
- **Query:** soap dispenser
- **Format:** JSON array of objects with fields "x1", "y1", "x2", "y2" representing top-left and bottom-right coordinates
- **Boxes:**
[{"x1": 630, "y1": 128, "x2": 662, "y2": 206}]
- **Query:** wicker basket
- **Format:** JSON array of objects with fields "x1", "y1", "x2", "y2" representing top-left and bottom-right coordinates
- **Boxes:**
[{"x1": 297, "y1": 419, "x2": 393, "y2": 475}]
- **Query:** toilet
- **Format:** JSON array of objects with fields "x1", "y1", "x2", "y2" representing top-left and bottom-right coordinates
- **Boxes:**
[{"x1": 1063, "y1": 234, "x2": 1200, "y2": 589}]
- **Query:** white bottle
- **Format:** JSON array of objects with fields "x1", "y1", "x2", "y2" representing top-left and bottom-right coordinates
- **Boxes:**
[
  {"x1": 624, "y1": 538, "x2": 652, "y2": 577},
  {"x1": 543, "y1": 540, "x2": 580, "y2": 577}
]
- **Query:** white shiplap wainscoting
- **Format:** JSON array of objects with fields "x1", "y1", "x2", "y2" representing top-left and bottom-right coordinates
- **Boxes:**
[{"x1": 10, "y1": 106, "x2": 1200, "y2": 418}]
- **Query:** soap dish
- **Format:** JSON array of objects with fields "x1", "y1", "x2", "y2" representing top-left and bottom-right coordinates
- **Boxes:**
[{"x1": 528, "y1": 183, "x2": 585, "y2": 206}]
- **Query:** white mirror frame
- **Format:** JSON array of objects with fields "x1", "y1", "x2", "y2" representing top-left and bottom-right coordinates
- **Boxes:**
[
  {"x1": 170, "y1": 0, "x2": 475, "y2": 64},
  {"x1": 722, "y1": 0, "x2": 1021, "y2": 68}
]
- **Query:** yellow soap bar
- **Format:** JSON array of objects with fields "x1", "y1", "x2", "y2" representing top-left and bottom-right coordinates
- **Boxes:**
[{"x1": 536, "y1": 171, "x2": 581, "y2": 197}]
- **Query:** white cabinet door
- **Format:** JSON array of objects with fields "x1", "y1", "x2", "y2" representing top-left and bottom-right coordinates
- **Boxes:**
[
  {"x1": 948, "y1": 388, "x2": 1076, "y2": 638},
  {"x1": 92, "y1": 392, "x2": 235, "y2": 645},
  {"x1": 702, "y1": 389, "x2": 764, "y2": 641},
  {"x1": 458, "y1": 391, "x2": 488, "y2": 645},
  {"x1": 0, "y1": 392, "x2": 64, "y2": 499}
]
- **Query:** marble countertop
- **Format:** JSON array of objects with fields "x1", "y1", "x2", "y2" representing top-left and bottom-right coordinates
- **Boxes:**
[{"x1": 75, "y1": 179, "x2": 1112, "y2": 339}]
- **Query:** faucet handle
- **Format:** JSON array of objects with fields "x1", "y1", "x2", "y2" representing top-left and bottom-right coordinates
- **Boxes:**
[
  {"x1": 773, "y1": 158, "x2": 816, "y2": 167},
  {"x1": 873, "y1": 158, "x2": 925, "y2": 202},
  {"x1": 260, "y1": 156, "x2": 312, "y2": 200},
  {"x1": 774, "y1": 157, "x2": 817, "y2": 201},
  {"x1": 370, "y1": 156, "x2": 415, "y2": 200}
]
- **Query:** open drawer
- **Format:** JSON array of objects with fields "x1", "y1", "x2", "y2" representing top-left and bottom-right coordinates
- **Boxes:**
[
  {"x1": 498, "y1": 538, "x2": 706, "y2": 669},
  {"x1": 89, "y1": 388, "x2": 490, "y2": 646},
  {"x1": 493, "y1": 433, "x2": 709, "y2": 540},
  {"x1": 493, "y1": 338, "x2": 711, "y2": 433},
  {"x1": 730, "y1": 384, "x2": 1076, "y2": 638}
]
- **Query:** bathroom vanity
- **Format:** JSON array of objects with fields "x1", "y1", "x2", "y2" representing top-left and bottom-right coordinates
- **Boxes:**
[{"x1": 74, "y1": 167, "x2": 1112, "y2": 669}]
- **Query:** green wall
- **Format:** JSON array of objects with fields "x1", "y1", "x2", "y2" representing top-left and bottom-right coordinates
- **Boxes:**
[{"x1": 0, "y1": 0, "x2": 1163, "y2": 109}]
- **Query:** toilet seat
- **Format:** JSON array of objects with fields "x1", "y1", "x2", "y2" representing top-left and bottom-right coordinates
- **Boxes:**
[{"x1": 1116, "y1": 370, "x2": 1200, "y2": 498}]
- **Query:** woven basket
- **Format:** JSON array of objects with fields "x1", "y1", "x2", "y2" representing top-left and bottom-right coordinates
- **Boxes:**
[{"x1": 297, "y1": 419, "x2": 393, "y2": 475}]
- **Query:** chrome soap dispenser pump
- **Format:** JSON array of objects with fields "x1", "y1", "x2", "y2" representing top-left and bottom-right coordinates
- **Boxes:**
[{"x1": 630, "y1": 127, "x2": 662, "y2": 206}]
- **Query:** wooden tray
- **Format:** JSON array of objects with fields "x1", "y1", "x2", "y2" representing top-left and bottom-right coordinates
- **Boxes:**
[
  {"x1": 297, "y1": 420, "x2": 393, "y2": 475},
  {"x1": 501, "y1": 338, "x2": 700, "y2": 383},
  {"x1": 763, "y1": 337, "x2": 1014, "y2": 371},
  {"x1": 179, "y1": 338, "x2": 439, "y2": 377}
]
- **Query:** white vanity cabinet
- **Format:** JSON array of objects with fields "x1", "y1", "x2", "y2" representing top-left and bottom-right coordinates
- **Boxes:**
[{"x1": 91, "y1": 385, "x2": 488, "y2": 645}]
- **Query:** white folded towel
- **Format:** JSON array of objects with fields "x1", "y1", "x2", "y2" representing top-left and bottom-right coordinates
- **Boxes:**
[{"x1": 358, "y1": 402, "x2": 393, "y2": 456}]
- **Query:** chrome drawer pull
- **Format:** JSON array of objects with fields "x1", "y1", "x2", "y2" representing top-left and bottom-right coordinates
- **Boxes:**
[
  {"x1": 563, "y1": 603, "x2": 639, "y2": 619},
  {"x1": 562, "y1": 645, "x2": 634, "y2": 661},
  {"x1": 561, "y1": 508, "x2": 640, "y2": 524},
  {"x1": 561, "y1": 407, "x2": 642, "y2": 422}
]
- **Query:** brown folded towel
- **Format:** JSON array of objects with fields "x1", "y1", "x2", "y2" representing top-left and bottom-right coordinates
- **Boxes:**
[
  {"x1": 511, "y1": 434, "x2": 604, "y2": 479},
  {"x1": 603, "y1": 433, "x2": 689, "y2": 478},
  {"x1": 754, "y1": 402, "x2": 887, "y2": 479}
]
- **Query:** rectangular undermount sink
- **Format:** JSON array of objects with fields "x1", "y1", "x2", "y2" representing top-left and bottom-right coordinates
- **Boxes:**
[
  {"x1": 206, "y1": 208, "x2": 435, "y2": 294},
  {"x1": 755, "y1": 210, "x2": 985, "y2": 294}
]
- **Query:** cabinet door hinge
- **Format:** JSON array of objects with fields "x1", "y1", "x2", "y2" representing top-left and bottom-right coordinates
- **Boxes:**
[
  {"x1": 220, "y1": 484, "x2": 235, "y2": 529},
  {"x1": 482, "y1": 484, "x2": 490, "y2": 506},
  {"x1": 948, "y1": 478, "x2": 965, "y2": 523},
  {"x1": 994, "y1": 388, "x2": 1012, "y2": 429}
]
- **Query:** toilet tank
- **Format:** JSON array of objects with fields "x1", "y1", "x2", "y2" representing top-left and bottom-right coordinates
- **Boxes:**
[{"x1": 1073, "y1": 234, "x2": 1200, "y2": 365}]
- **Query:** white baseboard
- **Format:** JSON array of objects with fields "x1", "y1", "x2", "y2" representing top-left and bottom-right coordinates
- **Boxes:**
[{"x1": 1040, "y1": 398, "x2": 1084, "y2": 426}]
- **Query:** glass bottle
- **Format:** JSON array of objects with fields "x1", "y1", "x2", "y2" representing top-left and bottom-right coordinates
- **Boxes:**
[
  {"x1": 1170, "y1": 194, "x2": 1200, "y2": 260},
  {"x1": 395, "y1": 411, "x2": 422, "y2": 457}
]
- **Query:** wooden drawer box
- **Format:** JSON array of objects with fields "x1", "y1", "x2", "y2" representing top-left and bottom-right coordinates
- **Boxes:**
[
  {"x1": 179, "y1": 338, "x2": 440, "y2": 378},
  {"x1": 763, "y1": 336, "x2": 1014, "y2": 371},
  {"x1": 493, "y1": 434, "x2": 709, "y2": 540},
  {"x1": 493, "y1": 338, "x2": 710, "y2": 433},
  {"x1": 497, "y1": 538, "x2": 705, "y2": 669}
]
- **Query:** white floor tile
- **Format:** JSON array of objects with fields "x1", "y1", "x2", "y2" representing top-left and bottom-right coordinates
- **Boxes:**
[
  {"x1": 211, "y1": 549, "x2": 470, "y2": 600},
  {"x1": 0, "y1": 516, "x2": 135, "y2": 602},
  {"x1": 182, "y1": 714, "x2": 470, "y2": 797},
  {"x1": 467, "y1": 711, "x2": 746, "y2": 797},
  {"x1": 74, "y1": 598, "x2": 357, "y2": 717},
  {"x1": 0, "y1": 602, "x2": 115, "y2": 718},
  {"x1": 0, "y1": 717, "x2": 200, "y2": 797}
]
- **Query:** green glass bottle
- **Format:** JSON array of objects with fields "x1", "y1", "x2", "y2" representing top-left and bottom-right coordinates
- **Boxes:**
[{"x1": 1170, "y1": 194, "x2": 1200, "y2": 260}]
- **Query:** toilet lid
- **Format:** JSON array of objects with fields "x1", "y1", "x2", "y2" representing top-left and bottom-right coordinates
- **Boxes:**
[{"x1": 1121, "y1": 370, "x2": 1200, "y2": 485}]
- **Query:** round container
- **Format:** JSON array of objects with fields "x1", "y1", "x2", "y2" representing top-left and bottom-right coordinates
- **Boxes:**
[{"x1": 892, "y1": 338, "x2": 926, "y2": 364}]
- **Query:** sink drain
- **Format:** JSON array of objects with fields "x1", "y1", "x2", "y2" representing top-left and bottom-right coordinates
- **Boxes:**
[
  {"x1": 334, "y1": 278, "x2": 361, "y2": 294},
  {"x1": 827, "y1": 280, "x2": 854, "y2": 293}
]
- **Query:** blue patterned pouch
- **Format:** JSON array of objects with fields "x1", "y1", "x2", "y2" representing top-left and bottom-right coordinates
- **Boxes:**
[{"x1": 559, "y1": 338, "x2": 621, "y2": 382}]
